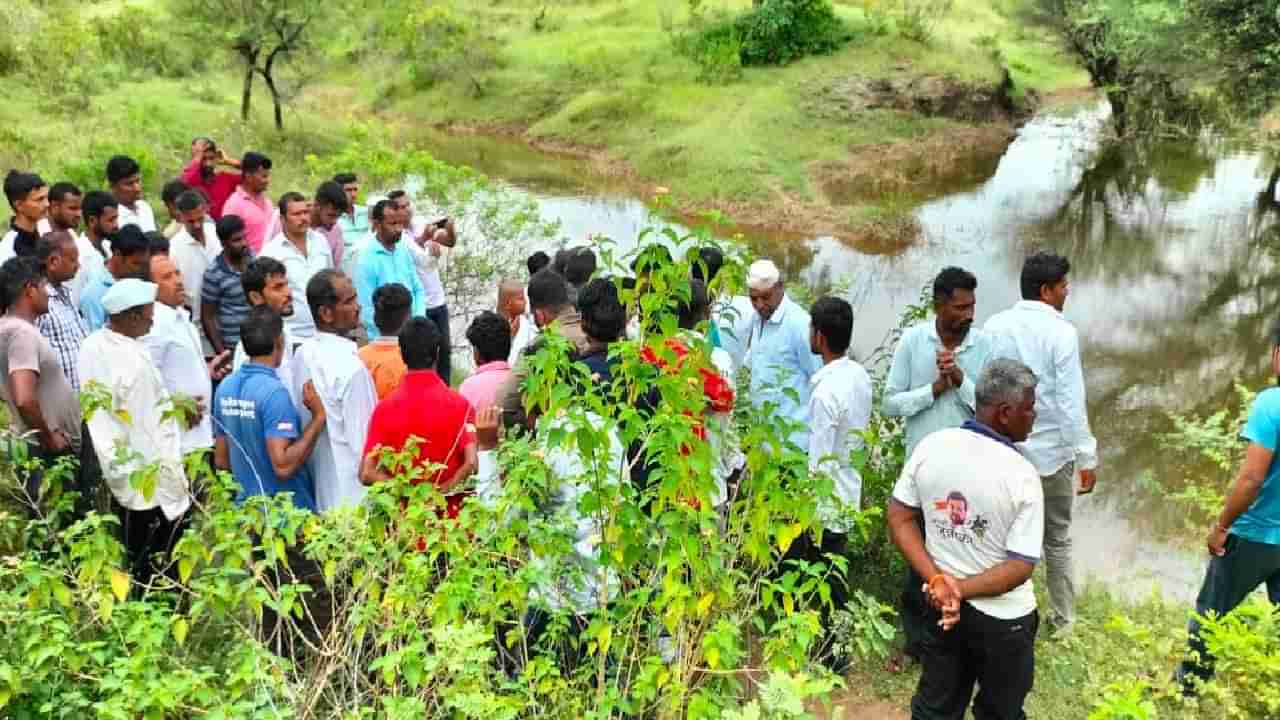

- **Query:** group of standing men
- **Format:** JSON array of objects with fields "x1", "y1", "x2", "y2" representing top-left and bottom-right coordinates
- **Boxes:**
[{"x1": 0, "y1": 138, "x2": 464, "y2": 587}]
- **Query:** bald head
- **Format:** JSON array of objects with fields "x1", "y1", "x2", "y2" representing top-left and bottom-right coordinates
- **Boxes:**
[{"x1": 498, "y1": 278, "x2": 526, "y2": 320}]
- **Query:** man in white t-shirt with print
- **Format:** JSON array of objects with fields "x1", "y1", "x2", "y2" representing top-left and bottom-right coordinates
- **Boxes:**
[{"x1": 888, "y1": 358, "x2": 1044, "y2": 720}]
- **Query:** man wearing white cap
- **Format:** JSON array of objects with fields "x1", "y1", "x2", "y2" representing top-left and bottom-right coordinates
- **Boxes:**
[
  {"x1": 80, "y1": 278, "x2": 191, "y2": 589},
  {"x1": 725, "y1": 259, "x2": 822, "y2": 449}
]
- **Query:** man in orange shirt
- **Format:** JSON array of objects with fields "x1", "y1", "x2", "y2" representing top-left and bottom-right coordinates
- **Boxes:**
[
  {"x1": 357, "y1": 283, "x2": 411, "y2": 399},
  {"x1": 359, "y1": 316, "x2": 476, "y2": 518}
]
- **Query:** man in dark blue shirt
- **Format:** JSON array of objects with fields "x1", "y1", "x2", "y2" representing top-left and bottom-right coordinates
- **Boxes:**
[{"x1": 213, "y1": 305, "x2": 325, "y2": 511}]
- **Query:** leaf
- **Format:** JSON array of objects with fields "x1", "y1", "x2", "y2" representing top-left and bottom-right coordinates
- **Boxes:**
[
  {"x1": 776, "y1": 522, "x2": 804, "y2": 554},
  {"x1": 173, "y1": 617, "x2": 189, "y2": 646},
  {"x1": 696, "y1": 592, "x2": 715, "y2": 616},
  {"x1": 783, "y1": 593, "x2": 795, "y2": 617},
  {"x1": 178, "y1": 557, "x2": 194, "y2": 584},
  {"x1": 109, "y1": 569, "x2": 130, "y2": 602}
]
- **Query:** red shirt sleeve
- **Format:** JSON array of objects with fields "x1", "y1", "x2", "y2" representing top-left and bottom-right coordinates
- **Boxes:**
[
  {"x1": 362, "y1": 402, "x2": 392, "y2": 458},
  {"x1": 181, "y1": 158, "x2": 204, "y2": 186}
]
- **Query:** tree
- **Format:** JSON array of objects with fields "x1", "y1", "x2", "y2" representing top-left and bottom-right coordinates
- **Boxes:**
[
  {"x1": 1187, "y1": 0, "x2": 1280, "y2": 117},
  {"x1": 177, "y1": 0, "x2": 328, "y2": 130}
]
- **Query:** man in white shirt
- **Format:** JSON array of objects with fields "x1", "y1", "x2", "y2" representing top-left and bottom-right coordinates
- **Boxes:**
[
  {"x1": 0, "y1": 171, "x2": 47, "y2": 262},
  {"x1": 107, "y1": 155, "x2": 157, "y2": 233},
  {"x1": 888, "y1": 358, "x2": 1043, "y2": 720},
  {"x1": 984, "y1": 251, "x2": 1099, "y2": 635},
  {"x1": 168, "y1": 191, "x2": 222, "y2": 355},
  {"x1": 260, "y1": 192, "x2": 333, "y2": 340},
  {"x1": 80, "y1": 279, "x2": 190, "y2": 589},
  {"x1": 142, "y1": 255, "x2": 230, "y2": 462},
  {"x1": 499, "y1": 278, "x2": 537, "y2": 365},
  {"x1": 232, "y1": 257, "x2": 299, "y2": 390},
  {"x1": 388, "y1": 190, "x2": 458, "y2": 383},
  {"x1": 78, "y1": 191, "x2": 117, "y2": 296},
  {"x1": 291, "y1": 269, "x2": 376, "y2": 511}
]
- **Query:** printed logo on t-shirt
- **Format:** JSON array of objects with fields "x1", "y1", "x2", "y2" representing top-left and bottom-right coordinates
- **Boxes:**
[
  {"x1": 220, "y1": 397, "x2": 257, "y2": 419},
  {"x1": 931, "y1": 491, "x2": 990, "y2": 544},
  {"x1": 277, "y1": 421, "x2": 294, "y2": 432}
]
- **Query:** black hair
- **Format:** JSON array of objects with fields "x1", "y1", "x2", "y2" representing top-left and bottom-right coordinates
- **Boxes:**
[
  {"x1": 240, "y1": 305, "x2": 284, "y2": 357},
  {"x1": 676, "y1": 279, "x2": 710, "y2": 331},
  {"x1": 810, "y1": 296, "x2": 853, "y2": 355},
  {"x1": 162, "y1": 179, "x2": 190, "y2": 207},
  {"x1": 1019, "y1": 251, "x2": 1071, "y2": 301},
  {"x1": 399, "y1": 316, "x2": 441, "y2": 371},
  {"x1": 193, "y1": 136, "x2": 216, "y2": 152},
  {"x1": 48, "y1": 182, "x2": 81, "y2": 204},
  {"x1": 105, "y1": 156, "x2": 141, "y2": 185},
  {"x1": 527, "y1": 269, "x2": 569, "y2": 311},
  {"x1": 466, "y1": 310, "x2": 512, "y2": 365},
  {"x1": 278, "y1": 191, "x2": 306, "y2": 217},
  {"x1": 332, "y1": 172, "x2": 357, "y2": 186},
  {"x1": 146, "y1": 231, "x2": 170, "y2": 255},
  {"x1": 370, "y1": 199, "x2": 392, "y2": 223},
  {"x1": 933, "y1": 266, "x2": 978, "y2": 303},
  {"x1": 386, "y1": 189, "x2": 408, "y2": 202},
  {"x1": 564, "y1": 246, "x2": 597, "y2": 288},
  {"x1": 372, "y1": 282, "x2": 413, "y2": 336},
  {"x1": 4, "y1": 170, "x2": 46, "y2": 209},
  {"x1": 690, "y1": 246, "x2": 724, "y2": 283},
  {"x1": 175, "y1": 189, "x2": 206, "y2": 213},
  {"x1": 111, "y1": 225, "x2": 151, "y2": 258},
  {"x1": 305, "y1": 269, "x2": 342, "y2": 325},
  {"x1": 314, "y1": 181, "x2": 350, "y2": 213},
  {"x1": 552, "y1": 248, "x2": 571, "y2": 276},
  {"x1": 0, "y1": 257, "x2": 44, "y2": 313},
  {"x1": 241, "y1": 152, "x2": 272, "y2": 175},
  {"x1": 216, "y1": 214, "x2": 246, "y2": 243},
  {"x1": 632, "y1": 244, "x2": 673, "y2": 274},
  {"x1": 35, "y1": 231, "x2": 76, "y2": 265},
  {"x1": 241, "y1": 256, "x2": 287, "y2": 299},
  {"x1": 82, "y1": 190, "x2": 116, "y2": 220},
  {"x1": 527, "y1": 251, "x2": 551, "y2": 276},
  {"x1": 577, "y1": 277, "x2": 626, "y2": 343}
]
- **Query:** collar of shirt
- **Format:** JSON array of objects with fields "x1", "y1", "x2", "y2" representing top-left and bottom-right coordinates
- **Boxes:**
[
  {"x1": 1012, "y1": 299, "x2": 1063, "y2": 319},
  {"x1": 761, "y1": 295, "x2": 793, "y2": 328},
  {"x1": 961, "y1": 419, "x2": 1019, "y2": 453},
  {"x1": 265, "y1": 230, "x2": 328, "y2": 260},
  {"x1": 810, "y1": 355, "x2": 852, "y2": 388},
  {"x1": 926, "y1": 321, "x2": 982, "y2": 353},
  {"x1": 474, "y1": 360, "x2": 510, "y2": 375},
  {"x1": 172, "y1": 222, "x2": 218, "y2": 250},
  {"x1": 242, "y1": 361, "x2": 280, "y2": 376},
  {"x1": 231, "y1": 186, "x2": 268, "y2": 208},
  {"x1": 402, "y1": 368, "x2": 446, "y2": 390}
]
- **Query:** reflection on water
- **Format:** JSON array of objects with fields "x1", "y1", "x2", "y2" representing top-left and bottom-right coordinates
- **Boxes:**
[{"x1": 414, "y1": 103, "x2": 1280, "y2": 600}]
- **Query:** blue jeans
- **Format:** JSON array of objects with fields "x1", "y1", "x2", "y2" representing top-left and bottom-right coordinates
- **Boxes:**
[{"x1": 425, "y1": 304, "x2": 452, "y2": 385}]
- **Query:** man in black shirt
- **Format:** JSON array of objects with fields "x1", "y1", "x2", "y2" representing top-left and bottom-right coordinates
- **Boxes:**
[{"x1": 2, "y1": 171, "x2": 48, "y2": 260}]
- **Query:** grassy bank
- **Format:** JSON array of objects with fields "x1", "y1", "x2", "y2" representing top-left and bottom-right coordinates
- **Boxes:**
[{"x1": 360, "y1": 0, "x2": 1088, "y2": 238}]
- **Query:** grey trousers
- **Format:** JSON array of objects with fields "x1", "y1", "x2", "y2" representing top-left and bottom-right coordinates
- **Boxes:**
[{"x1": 1041, "y1": 463, "x2": 1076, "y2": 627}]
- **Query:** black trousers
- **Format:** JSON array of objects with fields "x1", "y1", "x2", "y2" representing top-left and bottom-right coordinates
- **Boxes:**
[
  {"x1": 912, "y1": 603, "x2": 1038, "y2": 720},
  {"x1": 1178, "y1": 534, "x2": 1280, "y2": 686},
  {"x1": 22, "y1": 422, "x2": 103, "y2": 519},
  {"x1": 425, "y1": 304, "x2": 452, "y2": 384},
  {"x1": 900, "y1": 516, "x2": 930, "y2": 655},
  {"x1": 113, "y1": 500, "x2": 188, "y2": 592}
]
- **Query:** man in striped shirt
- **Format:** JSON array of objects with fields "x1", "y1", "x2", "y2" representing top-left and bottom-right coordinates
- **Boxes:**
[
  {"x1": 201, "y1": 215, "x2": 253, "y2": 358},
  {"x1": 34, "y1": 233, "x2": 88, "y2": 390}
]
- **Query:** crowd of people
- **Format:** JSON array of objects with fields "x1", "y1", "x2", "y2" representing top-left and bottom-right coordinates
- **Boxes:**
[{"x1": 0, "y1": 137, "x2": 1277, "y2": 717}]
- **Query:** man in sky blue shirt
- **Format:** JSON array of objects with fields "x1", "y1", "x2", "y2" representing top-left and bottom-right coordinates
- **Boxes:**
[
  {"x1": 885, "y1": 266, "x2": 993, "y2": 458},
  {"x1": 353, "y1": 199, "x2": 426, "y2": 339},
  {"x1": 1178, "y1": 320, "x2": 1280, "y2": 691},
  {"x1": 79, "y1": 225, "x2": 151, "y2": 331},
  {"x1": 729, "y1": 259, "x2": 822, "y2": 449},
  {"x1": 883, "y1": 265, "x2": 993, "y2": 663},
  {"x1": 213, "y1": 305, "x2": 326, "y2": 511}
]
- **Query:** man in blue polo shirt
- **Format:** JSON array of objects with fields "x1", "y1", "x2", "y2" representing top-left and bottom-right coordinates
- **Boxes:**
[
  {"x1": 213, "y1": 305, "x2": 326, "y2": 510},
  {"x1": 1178, "y1": 320, "x2": 1280, "y2": 692}
]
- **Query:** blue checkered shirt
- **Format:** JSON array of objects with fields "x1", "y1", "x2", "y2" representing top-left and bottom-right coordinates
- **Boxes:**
[{"x1": 36, "y1": 282, "x2": 89, "y2": 390}]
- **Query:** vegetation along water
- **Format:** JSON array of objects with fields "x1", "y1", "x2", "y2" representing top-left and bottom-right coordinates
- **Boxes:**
[{"x1": 2, "y1": 0, "x2": 1280, "y2": 717}]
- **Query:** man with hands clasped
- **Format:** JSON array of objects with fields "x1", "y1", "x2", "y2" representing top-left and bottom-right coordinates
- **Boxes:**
[{"x1": 888, "y1": 358, "x2": 1044, "y2": 720}]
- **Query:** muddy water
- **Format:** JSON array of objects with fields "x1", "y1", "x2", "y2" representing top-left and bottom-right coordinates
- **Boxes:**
[{"x1": 413, "y1": 105, "x2": 1280, "y2": 602}]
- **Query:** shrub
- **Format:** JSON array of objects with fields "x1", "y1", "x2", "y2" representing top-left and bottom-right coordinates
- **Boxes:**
[
  {"x1": 673, "y1": 18, "x2": 745, "y2": 84},
  {"x1": 94, "y1": 5, "x2": 207, "y2": 79},
  {"x1": 897, "y1": 0, "x2": 955, "y2": 45},
  {"x1": 398, "y1": 5, "x2": 498, "y2": 93},
  {"x1": 734, "y1": 0, "x2": 852, "y2": 66}
]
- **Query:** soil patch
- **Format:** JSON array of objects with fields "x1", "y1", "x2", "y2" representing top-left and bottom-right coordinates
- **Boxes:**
[
  {"x1": 811, "y1": 69, "x2": 1027, "y2": 124},
  {"x1": 813, "y1": 125, "x2": 1016, "y2": 208}
]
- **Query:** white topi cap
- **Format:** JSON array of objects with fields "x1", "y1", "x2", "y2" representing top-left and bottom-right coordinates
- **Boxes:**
[
  {"x1": 746, "y1": 259, "x2": 781, "y2": 290},
  {"x1": 101, "y1": 279, "x2": 157, "y2": 315}
]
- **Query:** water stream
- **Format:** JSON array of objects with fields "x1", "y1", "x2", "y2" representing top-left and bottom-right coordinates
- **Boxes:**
[{"x1": 415, "y1": 103, "x2": 1280, "y2": 603}]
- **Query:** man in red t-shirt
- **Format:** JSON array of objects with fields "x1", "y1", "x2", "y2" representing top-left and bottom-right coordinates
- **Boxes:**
[
  {"x1": 181, "y1": 138, "x2": 242, "y2": 220},
  {"x1": 359, "y1": 315, "x2": 477, "y2": 517}
]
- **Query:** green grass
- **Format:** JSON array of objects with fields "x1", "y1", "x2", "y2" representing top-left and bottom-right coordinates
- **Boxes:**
[
  {"x1": 837, "y1": 582, "x2": 1235, "y2": 719},
  {"x1": 369, "y1": 0, "x2": 1087, "y2": 230}
]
